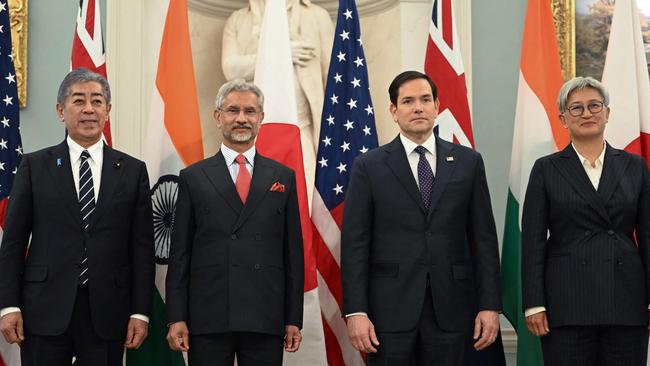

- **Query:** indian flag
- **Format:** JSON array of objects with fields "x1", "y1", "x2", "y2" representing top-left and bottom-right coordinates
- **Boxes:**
[
  {"x1": 126, "y1": 0, "x2": 203, "y2": 364},
  {"x1": 500, "y1": 0, "x2": 569, "y2": 365},
  {"x1": 253, "y1": 0, "x2": 327, "y2": 364}
]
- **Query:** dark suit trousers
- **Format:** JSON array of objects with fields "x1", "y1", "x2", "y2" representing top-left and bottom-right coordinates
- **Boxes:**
[
  {"x1": 541, "y1": 325, "x2": 649, "y2": 366},
  {"x1": 366, "y1": 280, "x2": 468, "y2": 366},
  {"x1": 188, "y1": 332, "x2": 284, "y2": 366},
  {"x1": 20, "y1": 286, "x2": 123, "y2": 366}
]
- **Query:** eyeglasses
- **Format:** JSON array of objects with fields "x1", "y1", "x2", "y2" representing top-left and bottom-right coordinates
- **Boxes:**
[
  {"x1": 565, "y1": 101, "x2": 605, "y2": 117},
  {"x1": 219, "y1": 107, "x2": 260, "y2": 118}
]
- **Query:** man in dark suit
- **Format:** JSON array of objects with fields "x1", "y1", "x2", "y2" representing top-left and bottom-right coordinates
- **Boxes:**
[
  {"x1": 0, "y1": 68, "x2": 155, "y2": 365},
  {"x1": 165, "y1": 79, "x2": 304, "y2": 366},
  {"x1": 522, "y1": 76, "x2": 650, "y2": 365},
  {"x1": 341, "y1": 71, "x2": 502, "y2": 365}
]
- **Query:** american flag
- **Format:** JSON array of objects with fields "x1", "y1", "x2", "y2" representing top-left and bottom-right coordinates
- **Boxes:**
[
  {"x1": 312, "y1": 0, "x2": 378, "y2": 364},
  {"x1": 71, "y1": 0, "x2": 112, "y2": 146},
  {"x1": 0, "y1": 1, "x2": 23, "y2": 365},
  {"x1": 425, "y1": 0, "x2": 473, "y2": 147}
]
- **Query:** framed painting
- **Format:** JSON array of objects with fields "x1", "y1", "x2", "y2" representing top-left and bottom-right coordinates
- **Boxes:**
[
  {"x1": 553, "y1": 0, "x2": 650, "y2": 81},
  {"x1": 8, "y1": 0, "x2": 27, "y2": 108}
]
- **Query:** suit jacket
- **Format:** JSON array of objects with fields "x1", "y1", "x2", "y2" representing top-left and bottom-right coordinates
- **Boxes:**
[
  {"x1": 0, "y1": 141, "x2": 155, "y2": 340},
  {"x1": 341, "y1": 135, "x2": 501, "y2": 333},
  {"x1": 522, "y1": 143, "x2": 650, "y2": 327},
  {"x1": 166, "y1": 151, "x2": 304, "y2": 336}
]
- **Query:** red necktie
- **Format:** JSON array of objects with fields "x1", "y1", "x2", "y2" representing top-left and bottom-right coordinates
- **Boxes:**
[{"x1": 235, "y1": 154, "x2": 251, "y2": 203}]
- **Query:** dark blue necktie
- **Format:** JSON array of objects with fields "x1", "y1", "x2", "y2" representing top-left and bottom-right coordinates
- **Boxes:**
[
  {"x1": 78, "y1": 150, "x2": 95, "y2": 285},
  {"x1": 415, "y1": 146, "x2": 434, "y2": 210}
]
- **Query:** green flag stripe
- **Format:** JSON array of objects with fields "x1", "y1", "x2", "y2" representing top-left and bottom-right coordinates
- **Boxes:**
[
  {"x1": 126, "y1": 287, "x2": 185, "y2": 365},
  {"x1": 501, "y1": 189, "x2": 544, "y2": 366}
]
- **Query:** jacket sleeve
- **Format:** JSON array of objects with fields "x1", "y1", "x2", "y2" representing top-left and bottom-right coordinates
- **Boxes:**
[
  {"x1": 0, "y1": 155, "x2": 33, "y2": 309},
  {"x1": 129, "y1": 161, "x2": 155, "y2": 317},
  {"x1": 341, "y1": 156, "x2": 373, "y2": 316},
  {"x1": 466, "y1": 153, "x2": 502, "y2": 311},
  {"x1": 283, "y1": 169, "x2": 304, "y2": 328},
  {"x1": 166, "y1": 169, "x2": 195, "y2": 324},
  {"x1": 636, "y1": 158, "x2": 650, "y2": 305},
  {"x1": 521, "y1": 159, "x2": 550, "y2": 310}
]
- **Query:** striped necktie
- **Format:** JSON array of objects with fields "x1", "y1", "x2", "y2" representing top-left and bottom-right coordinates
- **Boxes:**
[{"x1": 78, "y1": 150, "x2": 95, "y2": 284}]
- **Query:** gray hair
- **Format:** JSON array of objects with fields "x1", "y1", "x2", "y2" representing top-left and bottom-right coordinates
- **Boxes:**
[
  {"x1": 57, "y1": 68, "x2": 111, "y2": 105},
  {"x1": 214, "y1": 79, "x2": 264, "y2": 112},
  {"x1": 557, "y1": 76, "x2": 609, "y2": 113}
]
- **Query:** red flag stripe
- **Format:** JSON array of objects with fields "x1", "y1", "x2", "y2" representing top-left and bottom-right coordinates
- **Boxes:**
[
  {"x1": 441, "y1": 0, "x2": 453, "y2": 48},
  {"x1": 84, "y1": 0, "x2": 95, "y2": 36},
  {"x1": 322, "y1": 315, "x2": 346, "y2": 366},
  {"x1": 71, "y1": 0, "x2": 112, "y2": 146}
]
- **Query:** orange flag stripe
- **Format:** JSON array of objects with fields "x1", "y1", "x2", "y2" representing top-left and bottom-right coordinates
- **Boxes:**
[
  {"x1": 156, "y1": 0, "x2": 204, "y2": 166},
  {"x1": 520, "y1": 0, "x2": 569, "y2": 150}
]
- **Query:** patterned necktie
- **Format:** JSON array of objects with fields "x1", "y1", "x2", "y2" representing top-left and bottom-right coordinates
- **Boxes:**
[
  {"x1": 78, "y1": 150, "x2": 95, "y2": 285},
  {"x1": 235, "y1": 154, "x2": 251, "y2": 203},
  {"x1": 415, "y1": 146, "x2": 434, "y2": 210}
]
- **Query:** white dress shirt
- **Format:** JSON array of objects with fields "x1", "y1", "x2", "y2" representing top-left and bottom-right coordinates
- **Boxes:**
[
  {"x1": 221, "y1": 143, "x2": 255, "y2": 182},
  {"x1": 1, "y1": 137, "x2": 148, "y2": 323},
  {"x1": 400, "y1": 133, "x2": 437, "y2": 185}
]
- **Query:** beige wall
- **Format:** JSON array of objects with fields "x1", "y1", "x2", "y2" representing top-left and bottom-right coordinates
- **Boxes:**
[{"x1": 107, "y1": 0, "x2": 471, "y2": 157}]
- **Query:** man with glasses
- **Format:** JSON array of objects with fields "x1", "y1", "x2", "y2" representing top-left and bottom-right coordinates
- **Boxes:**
[
  {"x1": 522, "y1": 76, "x2": 650, "y2": 365},
  {"x1": 165, "y1": 79, "x2": 304, "y2": 366}
]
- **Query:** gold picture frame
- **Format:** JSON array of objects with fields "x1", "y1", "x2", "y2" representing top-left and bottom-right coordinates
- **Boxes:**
[
  {"x1": 8, "y1": 0, "x2": 27, "y2": 108},
  {"x1": 551, "y1": 0, "x2": 576, "y2": 81}
]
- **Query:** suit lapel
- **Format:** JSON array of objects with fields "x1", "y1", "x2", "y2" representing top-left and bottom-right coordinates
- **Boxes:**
[
  {"x1": 384, "y1": 136, "x2": 427, "y2": 214},
  {"x1": 551, "y1": 144, "x2": 612, "y2": 225},
  {"x1": 89, "y1": 145, "x2": 125, "y2": 230},
  {"x1": 597, "y1": 143, "x2": 629, "y2": 204},
  {"x1": 202, "y1": 152, "x2": 244, "y2": 214},
  {"x1": 427, "y1": 137, "x2": 456, "y2": 220},
  {"x1": 232, "y1": 155, "x2": 278, "y2": 232},
  {"x1": 46, "y1": 141, "x2": 84, "y2": 228}
]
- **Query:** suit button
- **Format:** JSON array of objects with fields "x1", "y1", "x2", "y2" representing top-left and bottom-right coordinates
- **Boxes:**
[
  {"x1": 231, "y1": 234, "x2": 237, "y2": 240},
  {"x1": 581, "y1": 261, "x2": 587, "y2": 265},
  {"x1": 254, "y1": 264, "x2": 260, "y2": 270},
  {"x1": 426, "y1": 231, "x2": 432, "y2": 237},
  {"x1": 584, "y1": 231, "x2": 591, "y2": 237},
  {"x1": 607, "y1": 230, "x2": 615, "y2": 235}
]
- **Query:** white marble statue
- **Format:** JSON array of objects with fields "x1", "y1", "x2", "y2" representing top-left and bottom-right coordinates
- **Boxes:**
[{"x1": 222, "y1": 0, "x2": 334, "y2": 153}]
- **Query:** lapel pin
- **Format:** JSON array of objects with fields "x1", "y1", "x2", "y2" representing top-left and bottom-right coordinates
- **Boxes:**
[
  {"x1": 56, "y1": 158, "x2": 62, "y2": 166},
  {"x1": 446, "y1": 156, "x2": 455, "y2": 162},
  {"x1": 115, "y1": 159, "x2": 122, "y2": 168}
]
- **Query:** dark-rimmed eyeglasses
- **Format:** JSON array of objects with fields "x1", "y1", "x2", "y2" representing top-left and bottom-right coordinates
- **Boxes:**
[
  {"x1": 219, "y1": 107, "x2": 260, "y2": 118},
  {"x1": 565, "y1": 101, "x2": 605, "y2": 117}
]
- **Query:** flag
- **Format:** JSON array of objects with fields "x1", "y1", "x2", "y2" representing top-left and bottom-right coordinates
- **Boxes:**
[
  {"x1": 311, "y1": 0, "x2": 378, "y2": 365},
  {"x1": 0, "y1": 1, "x2": 23, "y2": 365},
  {"x1": 125, "y1": 0, "x2": 203, "y2": 364},
  {"x1": 601, "y1": 0, "x2": 650, "y2": 164},
  {"x1": 424, "y1": 0, "x2": 473, "y2": 146},
  {"x1": 71, "y1": 0, "x2": 112, "y2": 146},
  {"x1": 501, "y1": 0, "x2": 569, "y2": 365},
  {"x1": 424, "y1": 1, "x2": 507, "y2": 364},
  {"x1": 252, "y1": 1, "x2": 329, "y2": 364}
]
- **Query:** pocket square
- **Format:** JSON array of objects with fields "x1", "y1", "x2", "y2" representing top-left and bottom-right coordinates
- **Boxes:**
[{"x1": 270, "y1": 182, "x2": 285, "y2": 192}]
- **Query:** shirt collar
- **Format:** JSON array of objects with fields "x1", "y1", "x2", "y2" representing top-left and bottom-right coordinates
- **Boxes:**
[
  {"x1": 400, "y1": 133, "x2": 437, "y2": 157},
  {"x1": 572, "y1": 142, "x2": 605, "y2": 167},
  {"x1": 67, "y1": 136, "x2": 104, "y2": 164},
  {"x1": 221, "y1": 143, "x2": 256, "y2": 166}
]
